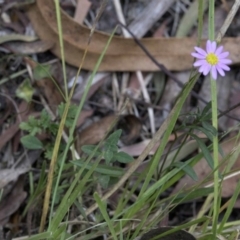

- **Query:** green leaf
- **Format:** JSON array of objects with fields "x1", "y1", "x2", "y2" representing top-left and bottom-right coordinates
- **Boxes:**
[
  {"x1": 58, "y1": 103, "x2": 78, "y2": 128},
  {"x1": 202, "y1": 101, "x2": 212, "y2": 117},
  {"x1": 174, "y1": 162, "x2": 198, "y2": 181},
  {"x1": 104, "y1": 150, "x2": 113, "y2": 164},
  {"x1": 218, "y1": 142, "x2": 224, "y2": 157},
  {"x1": 189, "y1": 126, "x2": 213, "y2": 141},
  {"x1": 202, "y1": 121, "x2": 217, "y2": 136},
  {"x1": 105, "y1": 129, "x2": 122, "y2": 146},
  {"x1": 21, "y1": 135, "x2": 43, "y2": 150},
  {"x1": 173, "y1": 187, "x2": 213, "y2": 203},
  {"x1": 115, "y1": 151, "x2": 134, "y2": 163},
  {"x1": 81, "y1": 145, "x2": 102, "y2": 157},
  {"x1": 98, "y1": 175, "x2": 110, "y2": 189},
  {"x1": 94, "y1": 192, "x2": 118, "y2": 240},
  {"x1": 103, "y1": 134, "x2": 119, "y2": 163},
  {"x1": 49, "y1": 27, "x2": 120, "y2": 231},
  {"x1": 40, "y1": 110, "x2": 51, "y2": 129},
  {"x1": 190, "y1": 134, "x2": 214, "y2": 169},
  {"x1": 71, "y1": 160, "x2": 134, "y2": 177},
  {"x1": 19, "y1": 122, "x2": 29, "y2": 131},
  {"x1": 16, "y1": 78, "x2": 34, "y2": 103},
  {"x1": 33, "y1": 64, "x2": 51, "y2": 80}
]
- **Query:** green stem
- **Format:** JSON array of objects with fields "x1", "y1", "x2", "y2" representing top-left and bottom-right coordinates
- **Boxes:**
[
  {"x1": 208, "y1": 0, "x2": 215, "y2": 41},
  {"x1": 211, "y1": 78, "x2": 219, "y2": 235},
  {"x1": 209, "y1": 0, "x2": 219, "y2": 236}
]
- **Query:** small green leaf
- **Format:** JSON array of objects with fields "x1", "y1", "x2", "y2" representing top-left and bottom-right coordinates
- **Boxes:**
[
  {"x1": 104, "y1": 144, "x2": 118, "y2": 153},
  {"x1": 202, "y1": 121, "x2": 217, "y2": 136},
  {"x1": 33, "y1": 64, "x2": 51, "y2": 80},
  {"x1": 21, "y1": 135, "x2": 43, "y2": 150},
  {"x1": 190, "y1": 134, "x2": 213, "y2": 169},
  {"x1": 189, "y1": 126, "x2": 213, "y2": 141},
  {"x1": 173, "y1": 187, "x2": 213, "y2": 203},
  {"x1": 105, "y1": 129, "x2": 122, "y2": 146},
  {"x1": 104, "y1": 150, "x2": 113, "y2": 164},
  {"x1": 98, "y1": 175, "x2": 110, "y2": 189},
  {"x1": 16, "y1": 78, "x2": 34, "y2": 103},
  {"x1": 115, "y1": 151, "x2": 134, "y2": 163},
  {"x1": 202, "y1": 101, "x2": 212, "y2": 116},
  {"x1": 174, "y1": 162, "x2": 198, "y2": 181},
  {"x1": 58, "y1": 103, "x2": 78, "y2": 127},
  {"x1": 218, "y1": 142, "x2": 224, "y2": 157},
  {"x1": 71, "y1": 160, "x2": 130, "y2": 177},
  {"x1": 81, "y1": 145, "x2": 102, "y2": 156}
]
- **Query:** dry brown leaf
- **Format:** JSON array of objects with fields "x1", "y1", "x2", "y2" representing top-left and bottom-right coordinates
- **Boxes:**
[
  {"x1": 153, "y1": 18, "x2": 170, "y2": 38},
  {"x1": 120, "y1": 139, "x2": 152, "y2": 157},
  {"x1": 76, "y1": 115, "x2": 117, "y2": 148},
  {"x1": 117, "y1": 115, "x2": 142, "y2": 145},
  {"x1": 34, "y1": 77, "x2": 64, "y2": 113},
  {"x1": 0, "y1": 168, "x2": 29, "y2": 189},
  {"x1": 27, "y1": 0, "x2": 240, "y2": 71},
  {"x1": 173, "y1": 137, "x2": 240, "y2": 198},
  {"x1": 76, "y1": 109, "x2": 93, "y2": 127},
  {"x1": 0, "y1": 102, "x2": 37, "y2": 150},
  {"x1": 76, "y1": 114, "x2": 142, "y2": 150},
  {"x1": 128, "y1": 73, "x2": 141, "y2": 97},
  {"x1": 0, "y1": 176, "x2": 26, "y2": 225},
  {"x1": 24, "y1": 58, "x2": 65, "y2": 113}
]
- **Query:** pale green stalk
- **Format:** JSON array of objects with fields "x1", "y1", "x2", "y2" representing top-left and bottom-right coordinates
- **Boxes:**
[
  {"x1": 54, "y1": 0, "x2": 68, "y2": 99},
  {"x1": 209, "y1": 0, "x2": 219, "y2": 235},
  {"x1": 48, "y1": 28, "x2": 117, "y2": 232}
]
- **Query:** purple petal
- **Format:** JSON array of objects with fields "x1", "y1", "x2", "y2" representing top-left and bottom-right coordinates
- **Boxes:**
[
  {"x1": 219, "y1": 59, "x2": 232, "y2": 64},
  {"x1": 215, "y1": 46, "x2": 223, "y2": 55},
  {"x1": 198, "y1": 64, "x2": 205, "y2": 73},
  {"x1": 191, "y1": 52, "x2": 206, "y2": 59},
  {"x1": 211, "y1": 66, "x2": 217, "y2": 80},
  {"x1": 206, "y1": 40, "x2": 212, "y2": 53},
  {"x1": 218, "y1": 51, "x2": 229, "y2": 59},
  {"x1": 217, "y1": 63, "x2": 230, "y2": 71},
  {"x1": 200, "y1": 64, "x2": 211, "y2": 75},
  {"x1": 194, "y1": 47, "x2": 207, "y2": 56},
  {"x1": 211, "y1": 41, "x2": 217, "y2": 53},
  {"x1": 193, "y1": 59, "x2": 207, "y2": 67},
  {"x1": 216, "y1": 65, "x2": 225, "y2": 76},
  {"x1": 198, "y1": 62, "x2": 207, "y2": 72}
]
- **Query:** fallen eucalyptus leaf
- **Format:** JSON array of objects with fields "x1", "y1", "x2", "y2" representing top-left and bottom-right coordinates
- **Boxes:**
[{"x1": 27, "y1": 0, "x2": 240, "y2": 71}]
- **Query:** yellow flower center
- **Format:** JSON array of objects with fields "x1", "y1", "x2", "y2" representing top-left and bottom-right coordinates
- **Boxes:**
[{"x1": 206, "y1": 53, "x2": 218, "y2": 65}]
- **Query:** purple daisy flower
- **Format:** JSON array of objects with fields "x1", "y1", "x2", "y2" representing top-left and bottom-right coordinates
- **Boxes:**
[{"x1": 191, "y1": 40, "x2": 232, "y2": 80}]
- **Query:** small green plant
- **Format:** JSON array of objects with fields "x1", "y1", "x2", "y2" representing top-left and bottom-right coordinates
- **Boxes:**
[
  {"x1": 72, "y1": 129, "x2": 134, "y2": 188},
  {"x1": 19, "y1": 103, "x2": 77, "y2": 157}
]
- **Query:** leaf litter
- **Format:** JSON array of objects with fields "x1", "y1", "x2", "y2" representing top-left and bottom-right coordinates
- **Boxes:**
[{"x1": 1, "y1": 0, "x2": 240, "y2": 239}]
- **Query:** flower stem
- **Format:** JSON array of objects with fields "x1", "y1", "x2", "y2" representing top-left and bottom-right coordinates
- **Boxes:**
[
  {"x1": 209, "y1": 0, "x2": 219, "y2": 236},
  {"x1": 210, "y1": 78, "x2": 219, "y2": 235},
  {"x1": 208, "y1": 0, "x2": 215, "y2": 41}
]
